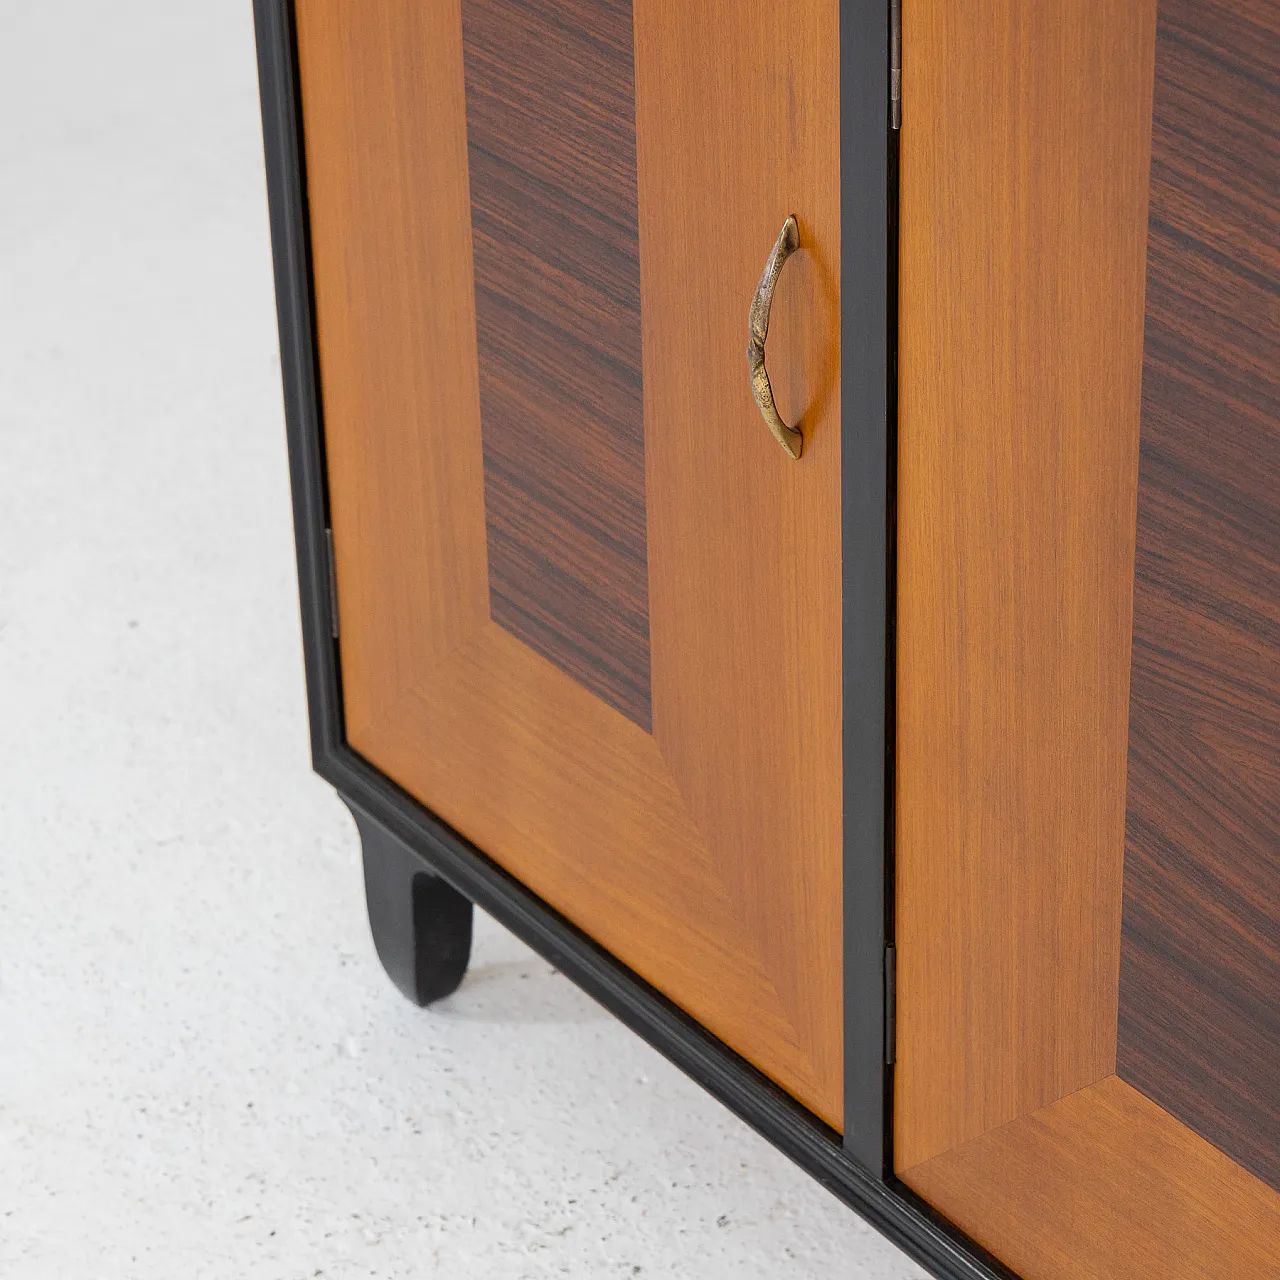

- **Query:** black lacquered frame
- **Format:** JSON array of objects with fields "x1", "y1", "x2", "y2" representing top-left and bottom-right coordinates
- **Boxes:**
[{"x1": 252, "y1": 1, "x2": 1010, "y2": 1276}]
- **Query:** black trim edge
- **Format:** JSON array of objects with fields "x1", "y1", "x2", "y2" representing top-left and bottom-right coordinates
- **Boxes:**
[{"x1": 840, "y1": 0, "x2": 894, "y2": 1174}]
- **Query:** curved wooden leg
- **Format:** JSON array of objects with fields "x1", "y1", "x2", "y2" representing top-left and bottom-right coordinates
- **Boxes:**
[{"x1": 348, "y1": 804, "x2": 473, "y2": 1006}]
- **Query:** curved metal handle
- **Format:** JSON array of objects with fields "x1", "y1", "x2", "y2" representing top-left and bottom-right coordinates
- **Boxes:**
[{"x1": 747, "y1": 214, "x2": 803, "y2": 460}]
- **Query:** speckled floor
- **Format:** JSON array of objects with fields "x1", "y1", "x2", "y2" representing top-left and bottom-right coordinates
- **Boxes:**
[{"x1": 0, "y1": 4, "x2": 929, "y2": 1277}]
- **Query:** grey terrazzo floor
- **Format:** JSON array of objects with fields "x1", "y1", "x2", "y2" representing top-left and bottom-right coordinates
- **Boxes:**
[{"x1": 0, "y1": 3, "x2": 929, "y2": 1277}]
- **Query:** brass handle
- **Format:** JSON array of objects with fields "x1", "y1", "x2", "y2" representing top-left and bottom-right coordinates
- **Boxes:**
[{"x1": 747, "y1": 214, "x2": 803, "y2": 460}]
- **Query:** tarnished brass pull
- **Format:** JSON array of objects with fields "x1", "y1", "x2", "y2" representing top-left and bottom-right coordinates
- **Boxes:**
[{"x1": 747, "y1": 214, "x2": 803, "y2": 460}]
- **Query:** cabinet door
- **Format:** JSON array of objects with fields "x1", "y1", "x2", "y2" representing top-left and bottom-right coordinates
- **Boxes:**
[
  {"x1": 896, "y1": 0, "x2": 1280, "y2": 1274},
  {"x1": 293, "y1": 0, "x2": 845, "y2": 1125}
]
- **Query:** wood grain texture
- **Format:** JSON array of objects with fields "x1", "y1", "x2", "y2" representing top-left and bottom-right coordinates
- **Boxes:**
[
  {"x1": 901, "y1": 1075, "x2": 1280, "y2": 1280},
  {"x1": 462, "y1": 0, "x2": 651, "y2": 730},
  {"x1": 1117, "y1": 0, "x2": 1280, "y2": 1191},
  {"x1": 633, "y1": 0, "x2": 843, "y2": 1112},
  {"x1": 294, "y1": 0, "x2": 844, "y2": 1124},
  {"x1": 894, "y1": 0, "x2": 1158, "y2": 1169}
]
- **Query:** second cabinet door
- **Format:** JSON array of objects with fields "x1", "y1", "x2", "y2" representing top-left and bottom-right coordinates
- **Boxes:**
[{"x1": 294, "y1": 0, "x2": 846, "y2": 1125}]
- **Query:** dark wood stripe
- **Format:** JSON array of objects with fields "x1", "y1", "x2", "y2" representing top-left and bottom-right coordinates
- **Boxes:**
[
  {"x1": 462, "y1": 0, "x2": 650, "y2": 729},
  {"x1": 1118, "y1": 0, "x2": 1280, "y2": 1191}
]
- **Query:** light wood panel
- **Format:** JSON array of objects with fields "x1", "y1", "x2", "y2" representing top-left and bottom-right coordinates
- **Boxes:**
[
  {"x1": 633, "y1": 0, "x2": 843, "y2": 1075},
  {"x1": 901, "y1": 1076, "x2": 1280, "y2": 1280},
  {"x1": 895, "y1": 0, "x2": 1157, "y2": 1168},
  {"x1": 295, "y1": 0, "x2": 844, "y2": 1123}
]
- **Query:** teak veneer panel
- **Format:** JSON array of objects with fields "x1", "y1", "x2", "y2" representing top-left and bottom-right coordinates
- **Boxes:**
[
  {"x1": 901, "y1": 1075, "x2": 1280, "y2": 1280},
  {"x1": 1117, "y1": 0, "x2": 1280, "y2": 1190},
  {"x1": 895, "y1": 0, "x2": 1157, "y2": 1168},
  {"x1": 294, "y1": 0, "x2": 844, "y2": 1123}
]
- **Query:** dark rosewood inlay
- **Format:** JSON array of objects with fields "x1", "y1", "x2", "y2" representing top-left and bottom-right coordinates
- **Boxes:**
[
  {"x1": 1118, "y1": 0, "x2": 1280, "y2": 1190},
  {"x1": 461, "y1": 0, "x2": 650, "y2": 729}
]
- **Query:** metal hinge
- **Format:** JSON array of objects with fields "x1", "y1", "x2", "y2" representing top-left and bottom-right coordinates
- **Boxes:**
[
  {"x1": 890, "y1": 0, "x2": 902, "y2": 130},
  {"x1": 324, "y1": 527, "x2": 339, "y2": 640},
  {"x1": 884, "y1": 944, "x2": 897, "y2": 1065}
]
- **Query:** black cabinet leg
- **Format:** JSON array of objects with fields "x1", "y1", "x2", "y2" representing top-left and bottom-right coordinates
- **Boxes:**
[{"x1": 348, "y1": 804, "x2": 473, "y2": 1006}]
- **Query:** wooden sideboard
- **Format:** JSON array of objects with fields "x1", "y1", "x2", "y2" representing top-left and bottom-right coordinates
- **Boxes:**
[{"x1": 254, "y1": 2, "x2": 1279, "y2": 1275}]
